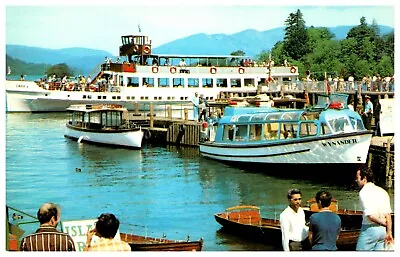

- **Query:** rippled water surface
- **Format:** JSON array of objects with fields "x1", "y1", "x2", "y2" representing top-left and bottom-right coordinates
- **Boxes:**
[{"x1": 5, "y1": 113, "x2": 394, "y2": 251}]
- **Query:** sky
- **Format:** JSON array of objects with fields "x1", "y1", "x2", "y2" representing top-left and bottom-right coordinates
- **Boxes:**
[{"x1": 3, "y1": 0, "x2": 396, "y2": 56}]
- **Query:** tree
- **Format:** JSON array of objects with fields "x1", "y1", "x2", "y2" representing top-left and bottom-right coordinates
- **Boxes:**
[
  {"x1": 230, "y1": 50, "x2": 246, "y2": 56},
  {"x1": 45, "y1": 63, "x2": 74, "y2": 78},
  {"x1": 282, "y1": 9, "x2": 310, "y2": 61}
]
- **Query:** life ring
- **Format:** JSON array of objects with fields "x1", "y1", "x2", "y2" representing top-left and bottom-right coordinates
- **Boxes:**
[
  {"x1": 290, "y1": 66, "x2": 297, "y2": 73},
  {"x1": 66, "y1": 83, "x2": 74, "y2": 91},
  {"x1": 152, "y1": 66, "x2": 159, "y2": 73},
  {"x1": 210, "y1": 67, "x2": 217, "y2": 74},
  {"x1": 238, "y1": 67, "x2": 245, "y2": 74},
  {"x1": 89, "y1": 85, "x2": 97, "y2": 92},
  {"x1": 170, "y1": 66, "x2": 177, "y2": 74},
  {"x1": 143, "y1": 45, "x2": 151, "y2": 54},
  {"x1": 133, "y1": 45, "x2": 139, "y2": 52},
  {"x1": 144, "y1": 130, "x2": 151, "y2": 140}
]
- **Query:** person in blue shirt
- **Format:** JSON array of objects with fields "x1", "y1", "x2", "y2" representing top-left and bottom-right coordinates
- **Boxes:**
[
  {"x1": 362, "y1": 95, "x2": 373, "y2": 130},
  {"x1": 308, "y1": 191, "x2": 341, "y2": 251}
]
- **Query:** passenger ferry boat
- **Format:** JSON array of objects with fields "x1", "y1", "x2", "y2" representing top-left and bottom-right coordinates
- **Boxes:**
[
  {"x1": 199, "y1": 93, "x2": 373, "y2": 165},
  {"x1": 5, "y1": 34, "x2": 299, "y2": 113},
  {"x1": 64, "y1": 104, "x2": 144, "y2": 149}
]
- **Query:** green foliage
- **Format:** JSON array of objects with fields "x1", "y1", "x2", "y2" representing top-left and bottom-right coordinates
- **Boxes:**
[
  {"x1": 230, "y1": 50, "x2": 246, "y2": 56},
  {"x1": 6, "y1": 55, "x2": 50, "y2": 76},
  {"x1": 45, "y1": 63, "x2": 74, "y2": 78},
  {"x1": 261, "y1": 11, "x2": 394, "y2": 81}
]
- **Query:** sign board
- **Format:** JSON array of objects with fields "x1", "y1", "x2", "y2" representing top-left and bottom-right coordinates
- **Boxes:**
[
  {"x1": 61, "y1": 219, "x2": 121, "y2": 251},
  {"x1": 379, "y1": 98, "x2": 395, "y2": 136}
]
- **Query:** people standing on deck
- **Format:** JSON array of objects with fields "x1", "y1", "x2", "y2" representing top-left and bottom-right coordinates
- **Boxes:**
[
  {"x1": 308, "y1": 191, "x2": 341, "y2": 251},
  {"x1": 362, "y1": 95, "x2": 373, "y2": 130},
  {"x1": 198, "y1": 94, "x2": 208, "y2": 122},
  {"x1": 179, "y1": 58, "x2": 187, "y2": 67},
  {"x1": 355, "y1": 166, "x2": 393, "y2": 251},
  {"x1": 280, "y1": 188, "x2": 310, "y2": 251},
  {"x1": 191, "y1": 92, "x2": 200, "y2": 121},
  {"x1": 20, "y1": 202, "x2": 76, "y2": 251},
  {"x1": 84, "y1": 213, "x2": 130, "y2": 251},
  {"x1": 373, "y1": 98, "x2": 381, "y2": 136}
]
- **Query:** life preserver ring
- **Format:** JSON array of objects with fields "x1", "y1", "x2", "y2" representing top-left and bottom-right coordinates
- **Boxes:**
[
  {"x1": 238, "y1": 67, "x2": 245, "y2": 74},
  {"x1": 66, "y1": 83, "x2": 74, "y2": 91},
  {"x1": 210, "y1": 67, "x2": 217, "y2": 74},
  {"x1": 290, "y1": 66, "x2": 297, "y2": 73},
  {"x1": 133, "y1": 45, "x2": 139, "y2": 52},
  {"x1": 143, "y1": 45, "x2": 151, "y2": 54},
  {"x1": 89, "y1": 85, "x2": 97, "y2": 92},
  {"x1": 152, "y1": 66, "x2": 159, "y2": 73},
  {"x1": 170, "y1": 66, "x2": 177, "y2": 74}
]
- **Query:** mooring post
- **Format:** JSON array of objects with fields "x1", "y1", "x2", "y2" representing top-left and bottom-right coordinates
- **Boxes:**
[
  {"x1": 149, "y1": 103, "x2": 154, "y2": 128},
  {"x1": 167, "y1": 105, "x2": 172, "y2": 120},
  {"x1": 385, "y1": 137, "x2": 393, "y2": 188},
  {"x1": 184, "y1": 108, "x2": 188, "y2": 121},
  {"x1": 135, "y1": 102, "x2": 139, "y2": 116}
]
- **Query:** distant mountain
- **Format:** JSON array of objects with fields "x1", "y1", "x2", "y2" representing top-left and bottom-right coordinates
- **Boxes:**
[{"x1": 6, "y1": 25, "x2": 393, "y2": 75}]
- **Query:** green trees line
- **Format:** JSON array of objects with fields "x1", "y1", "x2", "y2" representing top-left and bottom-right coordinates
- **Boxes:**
[{"x1": 255, "y1": 10, "x2": 394, "y2": 81}]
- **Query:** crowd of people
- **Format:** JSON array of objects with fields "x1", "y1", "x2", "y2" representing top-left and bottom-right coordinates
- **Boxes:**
[{"x1": 280, "y1": 165, "x2": 393, "y2": 251}]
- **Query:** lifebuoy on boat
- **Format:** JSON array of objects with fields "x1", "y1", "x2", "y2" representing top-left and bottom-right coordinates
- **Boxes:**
[
  {"x1": 170, "y1": 66, "x2": 177, "y2": 74},
  {"x1": 210, "y1": 67, "x2": 217, "y2": 74},
  {"x1": 152, "y1": 66, "x2": 159, "y2": 73},
  {"x1": 89, "y1": 85, "x2": 97, "y2": 92},
  {"x1": 143, "y1": 45, "x2": 151, "y2": 54},
  {"x1": 133, "y1": 45, "x2": 139, "y2": 52},
  {"x1": 290, "y1": 66, "x2": 297, "y2": 73},
  {"x1": 238, "y1": 67, "x2": 245, "y2": 74},
  {"x1": 66, "y1": 83, "x2": 74, "y2": 91}
]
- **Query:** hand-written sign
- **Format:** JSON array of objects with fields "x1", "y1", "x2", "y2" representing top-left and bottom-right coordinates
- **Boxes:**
[{"x1": 61, "y1": 219, "x2": 121, "y2": 251}]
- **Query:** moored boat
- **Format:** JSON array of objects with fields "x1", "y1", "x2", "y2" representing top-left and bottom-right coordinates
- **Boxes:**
[
  {"x1": 214, "y1": 205, "x2": 359, "y2": 250},
  {"x1": 200, "y1": 93, "x2": 372, "y2": 166},
  {"x1": 5, "y1": 34, "x2": 298, "y2": 113},
  {"x1": 64, "y1": 104, "x2": 144, "y2": 148}
]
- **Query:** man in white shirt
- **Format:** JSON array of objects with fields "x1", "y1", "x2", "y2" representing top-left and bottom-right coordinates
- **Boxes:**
[
  {"x1": 355, "y1": 166, "x2": 393, "y2": 250},
  {"x1": 280, "y1": 188, "x2": 310, "y2": 251}
]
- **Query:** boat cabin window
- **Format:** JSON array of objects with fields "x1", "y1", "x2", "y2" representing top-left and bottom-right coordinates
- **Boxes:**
[
  {"x1": 320, "y1": 122, "x2": 332, "y2": 135},
  {"x1": 188, "y1": 78, "x2": 199, "y2": 88},
  {"x1": 202, "y1": 78, "x2": 213, "y2": 88},
  {"x1": 173, "y1": 78, "x2": 185, "y2": 88},
  {"x1": 127, "y1": 77, "x2": 139, "y2": 87},
  {"x1": 71, "y1": 112, "x2": 83, "y2": 127},
  {"x1": 216, "y1": 78, "x2": 228, "y2": 88},
  {"x1": 234, "y1": 125, "x2": 248, "y2": 141},
  {"x1": 158, "y1": 78, "x2": 170, "y2": 87},
  {"x1": 143, "y1": 78, "x2": 154, "y2": 87},
  {"x1": 350, "y1": 116, "x2": 365, "y2": 130},
  {"x1": 249, "y1": 124, "x2": 262, "y2": 141},
  {"x1": 103, "y1": 111, "x2": 122, "y2": 128},
  {"x1": 280, "y1": 123, "x2": 298, "y2": 139},
  {"x1": 328, "y1": 116, "x2": 352, "y2": 133},
  {"x1": 223, "y1": 125, "x2": 235, "y2": 141},
  {"x1": 244, "y1": 78, "x2": 255, "y2": 87},
  {"x1": 299, "y1": 122, "x2": 318, "y2": 137},
  {"x1": 263, "y1": 123, "x2": 279, "y2": 140},
  {"x1": 230, "y1": 78, "x2": 241, "y2": 88}
]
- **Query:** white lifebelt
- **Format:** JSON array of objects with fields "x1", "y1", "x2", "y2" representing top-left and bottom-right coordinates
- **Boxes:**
[
  {"x1": 210, "y1": 67, "x2": 217, "y2": 74},
  {"x1": 152, "y1": 66, "x2": 159, "y2": 73},
  {"x1": 143, "y1": 45, "x2": 151, "y2": 54},
  {"x1": 89, "y1": 85, "x2": 96, "y2": 92},
  {"x1": 290, "y1": 66, "x2": 297, "y2": 73},
  {"x1": 133, "y1": 45, "x2": 139, "y2": 52},
  {"x1": 170, "y1": 66, "x2": 177, "y2": 74},
  {"x1": 238, "y1": 67, "x2": 245, "y2": 74}
]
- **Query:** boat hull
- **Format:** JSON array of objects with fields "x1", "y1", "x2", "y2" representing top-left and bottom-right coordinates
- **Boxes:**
[
  {"x1": 64, "y1": 126, "x2": 144, "y2": 148},
  {"x1": 200, "y1": 132, "x2": 372, "y2": 164}
]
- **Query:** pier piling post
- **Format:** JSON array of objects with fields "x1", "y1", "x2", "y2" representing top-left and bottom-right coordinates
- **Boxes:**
[
  {"x1": 167, "y1": 106, "x2": 172, "y2": 120},
  {"x1": 184, "y1": 108, "x2": 188, "y2": 121},
  {"x1": 385, "y1": 138, "x2": 393, "y2": 188},
  {"x1": 135, "y1": 102, "x2": 139, "y2": 116},
  {"x1": 150, "y1": 103, "x2": 154, "y2": 128}
]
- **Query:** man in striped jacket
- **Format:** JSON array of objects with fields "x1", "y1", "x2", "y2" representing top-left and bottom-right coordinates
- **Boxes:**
[{"x1": 19, "y1": 203, "x2": 75, "y2": 251}]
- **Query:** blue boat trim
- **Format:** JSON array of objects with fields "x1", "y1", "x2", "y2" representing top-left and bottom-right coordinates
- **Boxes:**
[{"x1": 200, "y1": 148, "x2": 311, "y2": 158}]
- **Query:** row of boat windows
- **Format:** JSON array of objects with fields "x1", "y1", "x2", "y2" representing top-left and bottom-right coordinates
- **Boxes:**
[
  {"x1": 69, "y1": 111, "x2": 122, "y2": 129},
  {"x1": 221, "y1": 118, "x2": 363, "y2": 142},
  {"x1": 125, "y1": 77, "x2": 256, "y2": 88},
  {"x1": 81, "y1": 95, "x2": 194, "y2": 101}
]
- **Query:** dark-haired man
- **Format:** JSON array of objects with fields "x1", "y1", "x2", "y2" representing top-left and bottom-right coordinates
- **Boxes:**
[
  {"x1": 20, "y1": 202, "x2": 75, "y2": 251},
  {"x1": 308, "y1": 191, "x2": 341, "y2": 250},
  {"x1": 84, "y1": 213, "x2": 130, "y2": 251},
  {"x1": 280, "y1": 188, "x2": 310, "y2": 251},
  {"x1": 355, "y1": 166, "x2": 393, "y2": 250}
]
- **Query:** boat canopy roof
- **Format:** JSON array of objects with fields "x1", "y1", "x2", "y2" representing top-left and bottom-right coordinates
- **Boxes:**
[
  {"x1": 149, "y1": 54, "x2": 252, "y2": 59},
  {"x1": 67, "y1": 104, "x2": 127, "y2": 112}
]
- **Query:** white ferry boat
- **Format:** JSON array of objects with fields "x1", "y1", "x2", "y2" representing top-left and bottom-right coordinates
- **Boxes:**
[
  {"x1": 5, "y1": 34, "x2": 299, "y2": 113},
  {"x1": 199, "y1": 93, "x2": 373, "y2": 165},
  {"x1": 64, "y1": 104, "x2": 144, "y2": 149}
]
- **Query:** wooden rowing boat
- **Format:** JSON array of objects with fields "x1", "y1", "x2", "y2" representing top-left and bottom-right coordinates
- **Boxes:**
[
  {"x1": 120, "y1": 233, "x2": 203, "y2": 251},
  {"x1": 214, "y1": 205, "x2": 359, "y2": 250}
]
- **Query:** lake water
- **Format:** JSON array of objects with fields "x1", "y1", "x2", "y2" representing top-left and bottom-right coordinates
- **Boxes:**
[{"x1": 5, "y1": 112, "x2": 394, "y2": 251}]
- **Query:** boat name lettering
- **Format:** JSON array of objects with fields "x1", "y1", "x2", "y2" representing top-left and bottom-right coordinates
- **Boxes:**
[
  {"x1": 16, "y1": 84, "x2": 28, "y2": 88},
  {"x1": 322, "y1": 139, "x2": 357, "y2": 147}
]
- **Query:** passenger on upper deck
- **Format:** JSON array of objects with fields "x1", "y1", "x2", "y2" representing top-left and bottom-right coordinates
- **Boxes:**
[
  {"x1": 152, "y1": 58, "x2": 158, "y2": 66},
  {"x1": 164, "y1": 58, "x2": 170, "y2": 66},
  {"x1": 179, "y1": 58, "x2": 187, "y2": 67}
]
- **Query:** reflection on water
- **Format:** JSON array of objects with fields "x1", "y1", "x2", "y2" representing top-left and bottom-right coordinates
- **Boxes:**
[{"x1": 5, "y1": 113, "x2": 394, "y2": 251}]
